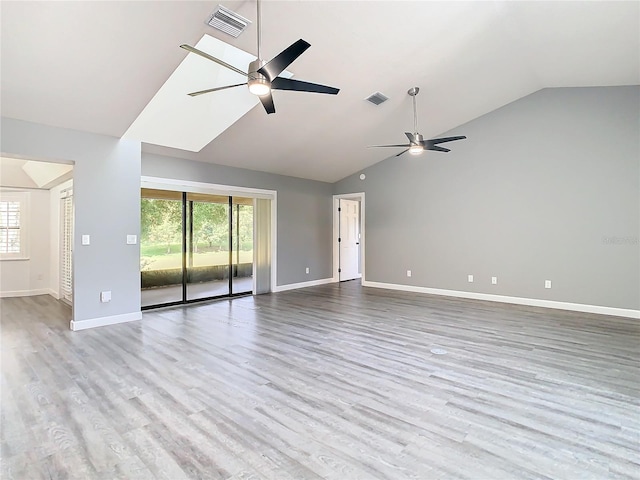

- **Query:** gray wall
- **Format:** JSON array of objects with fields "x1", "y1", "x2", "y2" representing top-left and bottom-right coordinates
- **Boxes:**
[
  {"x1": 335, "y1": 86, "x2": 640, "y2": 310},
  {"x1": 1, "y1": 118, "x2": 141, "y2": 323},
  {"x1": 142, "y1": 153, "x2": 333, "y2": 286}
]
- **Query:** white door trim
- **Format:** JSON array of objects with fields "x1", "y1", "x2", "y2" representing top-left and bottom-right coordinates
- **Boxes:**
[{"x1": 332, "y1": 192, "x2": 365, "y2": 284}]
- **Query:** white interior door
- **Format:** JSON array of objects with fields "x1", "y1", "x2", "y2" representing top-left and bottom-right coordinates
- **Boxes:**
[{"x1": 339, "y1": 199, "x2": 360, "y2": 281}]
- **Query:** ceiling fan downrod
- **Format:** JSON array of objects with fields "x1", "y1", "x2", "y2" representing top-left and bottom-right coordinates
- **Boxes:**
[
  {"x1": 408, "y1": 86, "x2": 419, "y2": 136},
  {"x1": 247, "y1": 0, "x2": 270, "y2": 96},
  {"x1": 256, "y1": 0, "x2": 262, "y2": 60}
]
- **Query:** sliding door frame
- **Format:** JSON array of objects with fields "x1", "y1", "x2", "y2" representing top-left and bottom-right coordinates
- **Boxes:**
[{"x1": 141, "y1": 176, "x2": 277, "y2": 299}]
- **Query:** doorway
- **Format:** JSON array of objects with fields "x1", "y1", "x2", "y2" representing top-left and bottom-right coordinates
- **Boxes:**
[
  {"x1": 140, "y1": 188, "x2": 254, "y2": 309},
  {"x1": 333, "y1": 193, "x2": 365, "y2": 283},
  {"x1": 0, "y1": 157, "x2": 73, "y2": 319}
]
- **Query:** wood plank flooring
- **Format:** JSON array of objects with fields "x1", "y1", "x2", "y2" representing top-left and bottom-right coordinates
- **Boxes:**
[{"x1": 1, "y1": 283, "x2": 639, "y2": 479}]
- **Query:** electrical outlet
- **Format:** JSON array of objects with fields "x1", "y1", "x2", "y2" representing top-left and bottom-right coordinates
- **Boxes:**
[
  {"x1": 305, "y1": 267, "x2": 309, "y2": 274},
  {"x1": 468, "y1": 274, "x2": 474, "y2": 283},
  {"x1": 100, "y1": 291, "x2": 111, "y2": 303},
  {"x1": 545, "y1": 280, "x2": 552, "y2": 289},
  {"x1": 491, "y1": 276, "x2": 498, "y2": 285},
  {"x1": 407, "y1": 270, "x2": 412, "y2": 277}
]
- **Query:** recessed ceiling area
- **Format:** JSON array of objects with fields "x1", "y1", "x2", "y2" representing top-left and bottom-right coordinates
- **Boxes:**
[
  {"x1": 1, "y1": 1, "x2": 638, "y2": 182},
  {"x1": 123, "y1": 34, "x2": 292, "y2": 152},
  {"x1": 0, "y1": 157, "x2": 73, "y2": 190}
]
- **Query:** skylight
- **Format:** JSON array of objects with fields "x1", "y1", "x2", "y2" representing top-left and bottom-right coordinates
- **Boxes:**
[{"x1": 123, "y1": 35, "x2": 292, "y2": 152}]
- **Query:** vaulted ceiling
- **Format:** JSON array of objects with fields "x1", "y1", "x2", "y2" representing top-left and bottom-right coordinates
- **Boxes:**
[{"x1": 1, "y1": 1, "x2": 638, "y2": 182}]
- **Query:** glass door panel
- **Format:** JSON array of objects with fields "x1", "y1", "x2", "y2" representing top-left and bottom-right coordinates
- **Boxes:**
[
  {"x1": 186, "y1": 193, "x2": 230, "y2": 301},
  {"x1": 232, "y1": 198, "x2": 253, "y2": 295},
  {"x1": 140, "y1": 189, "x2": 184, "y2": 307}
]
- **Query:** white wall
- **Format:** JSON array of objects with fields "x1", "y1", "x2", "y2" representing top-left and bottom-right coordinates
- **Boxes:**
[
  {"x1": 334, "y1": 86, "x2": 640, "y2": 314},
  {"x1": 1, "y1": 118, "x2": 142, "y2": 328},
  {"x1": 0, "y1": 187, "x2": 52, "y2": 297}
]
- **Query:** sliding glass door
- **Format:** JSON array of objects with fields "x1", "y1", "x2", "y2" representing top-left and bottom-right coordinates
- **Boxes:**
[
  {"x1": 186, "y1": 194, "x2": 230, "y2": 301},
  {"x1": 141, "y1": 189, "x2": 254, "y2": 309},
  {"x1": 140, "y1": 189, "x2": 184, "y2": 307},
  {"x1": 232, "y1": 198, "x2": 254, "y2": 295}
]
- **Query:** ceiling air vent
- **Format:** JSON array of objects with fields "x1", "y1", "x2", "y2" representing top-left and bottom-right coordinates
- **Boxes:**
[
  {"x1": 207, "y1": 5, "x2": 251, "y2": 38},
  {"x1": 365, "y1": 92, "x2": 389, "y2": 106}
]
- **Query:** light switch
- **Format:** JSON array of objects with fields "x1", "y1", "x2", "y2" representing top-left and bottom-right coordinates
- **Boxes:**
[
  {"x1": 127, "y1": 235, "x2": 137, "y2": 245},
  {"x1": 82, "y1": 234, "x2": 90, "y2": 246}
]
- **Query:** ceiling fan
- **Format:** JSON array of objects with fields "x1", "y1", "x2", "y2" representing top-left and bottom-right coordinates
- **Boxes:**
[
  {"x1": 370, "y1": 87, "x2": 466, "y2": 156},
  {"x1": 179, "y1": 0, "x2": 339, "y2": 114}
]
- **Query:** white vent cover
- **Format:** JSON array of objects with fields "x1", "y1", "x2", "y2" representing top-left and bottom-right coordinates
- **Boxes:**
[
  {"x1": 207, "y1": 5, "x2": 251, "y2": 38},
  {"x1": 365, "y1": 91, "x2": 389, "y2": 105}
]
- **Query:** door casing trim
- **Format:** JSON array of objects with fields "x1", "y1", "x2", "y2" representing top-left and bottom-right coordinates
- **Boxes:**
[{"x1": 332, "y1": 192, "x2": 365, "y2": 284}]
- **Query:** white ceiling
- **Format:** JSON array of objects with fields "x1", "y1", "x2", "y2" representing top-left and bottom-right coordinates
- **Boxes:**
[{"x1": 1, "y1": 1, "x2": 638, "y2": 183}]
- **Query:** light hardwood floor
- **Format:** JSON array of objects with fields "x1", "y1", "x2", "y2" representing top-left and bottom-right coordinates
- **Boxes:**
[{"x1": 1, "y1": 283, "x2": 639, "y2": 479}]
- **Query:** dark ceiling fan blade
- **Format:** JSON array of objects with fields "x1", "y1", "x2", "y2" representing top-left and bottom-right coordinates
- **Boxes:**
[
  {"x1": 259, "y1": 92, "x2": 276, "y2": 114},
  {"x1": 405, "y1": 132, "x2": 416, "y2": 143},
  {"x1": 271, "y1": 77, "x2": 339, "y2": 95},
  {"x1": 180, "y1": 44, "x2": 248, "y2": 78},
  {"x1": 426, "y1": 145, "x2": 451, "y2": 153},
  {"x1": 395, "y1": 149, "x2": 410, "y2": 157},
  {"x1": 258, "y1": 39, "x2": 311, "y2": 80},
  {"x1": 368, "y1": 144, "x2": 411, "y2": 148},
  {"x1": 187, "y1": 83, "x2": 247, "y2": 97},
  {"x1": 429, "y1": 135, "x2": 467, "y2": 145}
]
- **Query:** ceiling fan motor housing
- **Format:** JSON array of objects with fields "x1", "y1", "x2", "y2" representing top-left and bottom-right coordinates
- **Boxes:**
[{"x1": 248, "y1": 59, "x2": 267, "y2": 80}]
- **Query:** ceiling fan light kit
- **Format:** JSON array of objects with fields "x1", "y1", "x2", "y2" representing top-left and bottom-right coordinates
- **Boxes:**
[
  {"x1": 370, "y1": 86, "x2": 467, "y2": 157},
  {"x1": 409, "y1": 142, "x2": 424, "y2": 155},
  {"x1": 180, "y1": 0, "x2": 339, "y2": 114},
  {"x1": 247, "y1": 59, "x2": 270, "y2": 96}
]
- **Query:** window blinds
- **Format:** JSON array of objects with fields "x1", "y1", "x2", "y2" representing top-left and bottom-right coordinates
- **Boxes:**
[
  {"x1": 61, "y1": 191, "x2": 73, "y2": 303},
  {"x1": 0, "y1": 201, "x2": 21, "y2": 254}
]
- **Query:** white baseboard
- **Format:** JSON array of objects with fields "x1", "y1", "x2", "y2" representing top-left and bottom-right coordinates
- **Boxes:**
[
  {"x1": 362, "y1": 281, "x2": 640, "y2": 319},
  {"x1": 0, "y1": 288, "x2": 55, "y2": 298},
  {"x1": 70, "y1": 311, "x2": 142, "y2": 331},
  {"x1": 48, "y1": 288, "x2": 61, "y2": 300},
  {"x1": 273, "y1": 277, "x2": 334, "y2": 293}
]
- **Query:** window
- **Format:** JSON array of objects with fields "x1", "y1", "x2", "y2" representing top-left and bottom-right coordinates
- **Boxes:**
[{"x1": 0, "y1": 192, "x2": 28, "y2": 260}]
